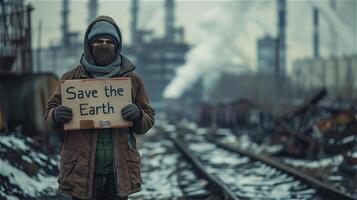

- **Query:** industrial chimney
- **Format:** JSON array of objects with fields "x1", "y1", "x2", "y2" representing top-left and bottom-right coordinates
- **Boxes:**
[
  {"x1": 165, "y1": 0, "x2": 175, "y2": 42},
  {"x1": 131, "y1": 0, "x2": 138, "y2": 45},
  {"x1": 61, "y1": 0, "x2": 70, "y2": 47},
  {"x1": 329, "y1": 0, "x2": 337, "y2": 56},
  {"x1": 88, "y1": 0, "x2": 98, "y2": 25},
  {"x1": 313, "y1": 7, "x2": 320, "y2": 58},
  {"x1": 277, "y1": 0, "x2": 286, "y2": 77}
]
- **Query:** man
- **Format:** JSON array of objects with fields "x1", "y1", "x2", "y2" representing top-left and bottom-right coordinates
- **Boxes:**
[{"x1": 44, "y1": 16, "x2": 155, "y2": 200}]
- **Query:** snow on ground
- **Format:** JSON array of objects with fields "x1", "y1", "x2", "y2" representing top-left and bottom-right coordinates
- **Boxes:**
[
  {"x1": 0, "y1": 132, "x2": 59, "y2": 200},
  {"x1": 0, "y1": 159, "x2": 57, "y2": 196}
]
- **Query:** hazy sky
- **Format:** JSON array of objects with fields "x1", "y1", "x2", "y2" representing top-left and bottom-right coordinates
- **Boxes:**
[
  {"x1": 28, "y1": 0, "x2": 220, "y2": 47},
  {"x1": 27, "y1": 0, "x2": 357, "y2": 74}
]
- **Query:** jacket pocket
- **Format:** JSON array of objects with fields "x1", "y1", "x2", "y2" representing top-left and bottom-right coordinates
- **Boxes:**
[
  {"x1": 126, "y1": 150, "x2": 142, "y2": 188},
  {"x1": 58, "y1": 149, "x2": 79, "y2": 188}
]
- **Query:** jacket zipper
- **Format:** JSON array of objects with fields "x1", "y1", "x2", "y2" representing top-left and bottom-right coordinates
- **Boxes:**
[
  {"x1": 111, "y1": 70, "x2": 133, "y2": 196},
  {"x1": 112, "y1": 130, "x2": 120, "y2": 195},
  {"x1": 88, "y1": 130, "x2": 97, "y2": 199}
]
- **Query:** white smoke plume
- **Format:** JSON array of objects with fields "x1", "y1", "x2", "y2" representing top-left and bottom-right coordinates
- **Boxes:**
[
  {"x1": 163, "y1": 1, "x2": 356, "y2": 99},
  {"x1": 163, "y1": 1, "x2": 274, "y2": 99}
]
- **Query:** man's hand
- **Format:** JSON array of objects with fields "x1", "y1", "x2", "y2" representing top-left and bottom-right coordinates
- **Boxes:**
[
  {"x1": 121, "y1": 104, "x2": 142, "y2": 122},
  {"x1": 54, "y1": 105, "x2": 73, "y2": 125}
]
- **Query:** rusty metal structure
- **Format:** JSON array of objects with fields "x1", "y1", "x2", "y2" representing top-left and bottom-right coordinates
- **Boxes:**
[
  {"x1": 0, "y1": 0, "x2": 32, "y2": 72},
  {"x1": 0, "y1": 0, "x2": 58, "y2": 138}
]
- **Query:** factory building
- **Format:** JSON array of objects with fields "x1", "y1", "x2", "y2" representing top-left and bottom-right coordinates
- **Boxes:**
[
  {"x1": 37, "y1": 0, "x2": 190, "y2": 107},
  {"x1": 125, "y1": 0, "x2": 190, "y2": 105},
  {"x1": 257, "y1": 35, "x2": 277, "y2": 75},
  {"x1": 293, "y1": 55, "x2": 357, "y2": 98},
  {"x1": 292, "y1": 0, "x2": 357, "y2": 99}
]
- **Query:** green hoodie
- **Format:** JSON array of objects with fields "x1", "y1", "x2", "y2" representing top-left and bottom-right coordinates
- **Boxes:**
[{"x1": 94, "y1": 130, "x2": 113, "y2": 174}]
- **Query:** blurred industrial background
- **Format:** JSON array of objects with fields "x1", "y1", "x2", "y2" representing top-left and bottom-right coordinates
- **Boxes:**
[{"x1": 0, "y1": 0, "x2": 357, "y2": 199}]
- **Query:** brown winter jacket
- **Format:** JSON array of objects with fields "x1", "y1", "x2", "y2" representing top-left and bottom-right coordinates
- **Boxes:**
[
  {"x1": 44, "y1": 57, "x2": 155, "y2": 199},
  {"x1": 44, "y1": 15, "x2": 155, "y2": 199}
]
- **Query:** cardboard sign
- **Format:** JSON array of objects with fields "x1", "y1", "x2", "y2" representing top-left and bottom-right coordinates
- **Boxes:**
[{"x1": 60, "y1": 78, "x2": 133, "y2": 130}]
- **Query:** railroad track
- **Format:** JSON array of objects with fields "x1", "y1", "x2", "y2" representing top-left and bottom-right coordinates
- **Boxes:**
[
  {"x1": 130, "y1": 126, "x2": 234, "y2": 199},
  {"x1": 166, "y1": 125, "x2": 356, "y2": 200}
]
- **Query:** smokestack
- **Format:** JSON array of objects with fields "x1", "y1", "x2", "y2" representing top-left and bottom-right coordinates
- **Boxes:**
[
  {"x1": 313, "y1": 7, "x2": 319, "y2": 58},
  {"x1": 88, "y1": 0, "x2": 98, "y2": 25},
  {"x1": 131, "y1": 0, "x2": 138, "y2": 45},
  {"x1": 61, "y1": 0, "x2": 70, "y2": 47},
  {"x1": 165, "y1": 0, "x2": 175, "y2": 42},
  {"x1": 277, "y1": 0, "x2": 286, "y2": 77},
  {"x1": 329, "y1": 0, "x2": 337, "y2": 56}
]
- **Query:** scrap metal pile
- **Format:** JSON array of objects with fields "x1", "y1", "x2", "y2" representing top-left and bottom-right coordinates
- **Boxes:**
[
  {"x1": 265, "y1": 89, "x2": 357, "y2": 171},
  {"x1": 197, "y1": 89, "x2": 357, "y2": 196}
]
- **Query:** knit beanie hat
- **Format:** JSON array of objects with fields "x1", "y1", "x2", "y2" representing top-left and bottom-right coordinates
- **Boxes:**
[{"x1": 88, "y1": 20, "x2": 120, "y2": 47}]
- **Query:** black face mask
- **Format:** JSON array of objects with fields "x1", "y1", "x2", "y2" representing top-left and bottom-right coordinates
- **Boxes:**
[{"x1": 91, "y1": 44, "x2": 116, "y2": 66}]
